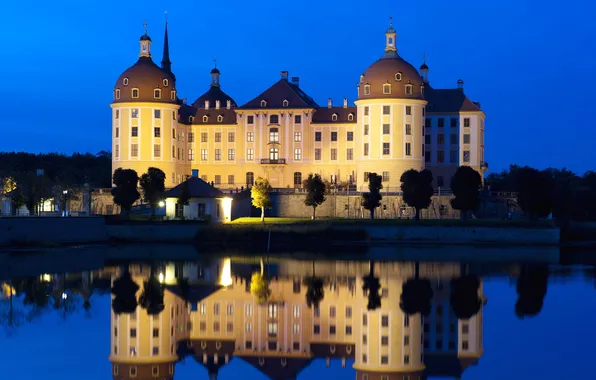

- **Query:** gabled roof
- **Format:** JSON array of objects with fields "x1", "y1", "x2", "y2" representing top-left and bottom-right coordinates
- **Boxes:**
[
  {"x1": 312, "y1": 106, "x2": 357, "y2": 124},
  {"x1": 164, "y1": 177, "x2": 225, "y2": 198},
  {"x1": 178, "y1": 104, "x2": 236, "y2": 125},
  {"x1": 240, "y1": 79, "x2": 319, "y2": 109},
  {"x1": 192, "y1": 86, "x2": 237, "y2": 109},
  {"x1": 425, "y1": 85, "x2": 482, "y2": 113},
  {"x1": 238, "y1": 356, "x2": 313, "y2": 380}
]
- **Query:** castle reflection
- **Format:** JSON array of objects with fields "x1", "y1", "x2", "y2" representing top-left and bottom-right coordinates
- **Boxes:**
[{"x1": 108, "y1": 259, "x2": 486, "y2": 380}]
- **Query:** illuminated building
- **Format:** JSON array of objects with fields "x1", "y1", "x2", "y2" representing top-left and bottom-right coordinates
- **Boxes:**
[{"x1": 112, "y1": 19, "x2": 486, "y2": 190}]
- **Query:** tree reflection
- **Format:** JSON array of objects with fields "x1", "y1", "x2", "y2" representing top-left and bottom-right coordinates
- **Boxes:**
[
  {"x1": 450, "y1": 268, "x2": 482, "y2": 320},
  {"x1": 400, "y1": 262, "x2": 433, "y2": 316},
  {"x1": 304, "y1": 261, "x2": 324, "y2": 309},
  {"x1": 111, "y1": 266, "x2": 139, "y2": 314},
  {"x1": 515, "y1": 265, "x2": 549, "y2": 318},
  {"x1": 139, "y1": 264, "x2": 165, "y2": 316},
  {"x1": 362, "y1": 260, "x2": 381, "y2": 310},
  {"x1": 250, "y1": 257, "x2": 271, "y2": 304}
]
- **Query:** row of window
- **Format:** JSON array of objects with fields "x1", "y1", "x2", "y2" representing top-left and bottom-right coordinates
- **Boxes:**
[
  {"x1": 422, "y1": 338, "x2": 471, "y2": 351},
  {"x1": 425, "y1": 117, "x2": 471, "y2": 128},
  {"x1": 115, "y1": 108, "x2": 177, "y2": 120},
  {"x1": 425, "y1": 133, "x2": 471, "y2": 145},
  {"x1": 362, "y1": 83, "x2": 421, "y2": 96},
  {"x1": 114, "y1": 88, "x2": 177, "y2": 101},
  {"x1": 113, "y1": 364, "x2": 174, "y2": 377},
  {"x1": 363, "y1": 142, "x2": 411, "y2": 156},
  {"x1": 363, "y1": 105, "x2": 414, "y2": 116},
  {"x1": 121, "y1": 77, "x2": 169, "y2": 88},
  {"x1": 425, "y1": 150, "x2": 471, "y2": 163}
]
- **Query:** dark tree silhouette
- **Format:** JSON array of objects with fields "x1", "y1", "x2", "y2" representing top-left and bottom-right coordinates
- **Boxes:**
[
  {"x1": 139, "y1": 167, "x2": 166, "y2": 217},
  {"x1": 139, "y1": 269, "x2": 165, "y2": 316},
  {"x1": 111, "y1": 168, "x2": 140, "y2": 216},
  {"x1": 515, "y1": 265, "x2": 549, "y2": 318},
  {"x1": 303, "y1": 174, "x2": 327, "y2": 220},
  {"x1": 451, "y1": 166, "x2": 482, "y2": 220},
  {"x1": 362, "y1": 261, "x2": 382, "y2": 310},
  {"x1": 361, "y1": 173, "x2": 383, "y2": 220},
  {"x1": 400, "y1": 262, "x2": 433, "y2": 316},
  {"x1": 304, "y1": 261, "x2": 324, "y2": 308},
  {"x1": 516, "y1": 167, "x2": 554, "y2": 219},
  {"x1": 450, "y1": 274, "x2": 482, "y2": 320},
  {"x1": 23, "y1": 277, "x2": 50, "y2": 308},
  {"x1": 400, "y1": 169, "x2": 434, "y2": 220},
  {"x1": 177, "y1": 180, "x2": 191, "y2": 211},
  {"x1": 111, "y1": 268, "x2": 139, "y2": 314}
]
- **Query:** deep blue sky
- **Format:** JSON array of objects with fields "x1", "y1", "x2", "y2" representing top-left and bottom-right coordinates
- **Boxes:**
[{"x1": 1, "y1": 0, "x2": 593, "y2": 173}]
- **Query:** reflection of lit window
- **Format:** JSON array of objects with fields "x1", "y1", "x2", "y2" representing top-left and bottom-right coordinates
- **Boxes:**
[
  {"x1": 268, "y1": 304, "x2": 278, "y2": 318},
  {"x1": 293, "y1": 323, "x2": 300, "y2": 335},
  {"x1": 214, "y1": 303, "x2": 220, "y2": 315},
  {"x1": 129, "y1": 347, "x2": 137, "y2": 357},
  {"x1": 268, "y1": 322, "x2": 278, "y2": 336},
  {"x1": 246, "y1": 304, "x2": 253, "y2": 317},
  {"x1": 246, "y1": 323, "x2": 252, "y2": 333},
  {"x1": 346, "y1": 307, "x2": 352, "y2": 318},
  {"x1": 227, "y1": 304, "x2": 234, "y2": 315},
  {"x1": 200, "y1": 303, "x2": 206, "y2": 315},
  {"x1": 293, "y1": 305, "x2": 300, "y2": 318}
]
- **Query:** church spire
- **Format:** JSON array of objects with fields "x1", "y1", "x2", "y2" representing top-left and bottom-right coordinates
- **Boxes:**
[{"x1": 161, "y1": 11, "x2": 175, "y2": 79}]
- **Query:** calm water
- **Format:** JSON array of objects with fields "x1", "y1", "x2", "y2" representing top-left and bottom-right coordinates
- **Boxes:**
[{"x1": 0, "y1": 245, "x2": 595, "y2": 380}]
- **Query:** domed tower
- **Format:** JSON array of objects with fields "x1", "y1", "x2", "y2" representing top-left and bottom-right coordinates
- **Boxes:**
[
  {"x1": 191, "y1": 63, "x2": 237, "y2": 110},
  {"x1": 354, "y1": 19, "x2": 427, "y2": 190},
  {"x1": 111, "y1": 24, "x2": 190, "y2": 186}
]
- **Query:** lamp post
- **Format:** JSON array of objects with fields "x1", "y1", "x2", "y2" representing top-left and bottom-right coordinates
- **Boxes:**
[{"x1": 62, "y1": 190, "x2": 68, "y2": 217}]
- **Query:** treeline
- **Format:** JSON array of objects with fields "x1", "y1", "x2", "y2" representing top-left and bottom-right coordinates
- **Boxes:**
[{"x1": 486, "y1": 165, "x2": 596, "y2": 221}]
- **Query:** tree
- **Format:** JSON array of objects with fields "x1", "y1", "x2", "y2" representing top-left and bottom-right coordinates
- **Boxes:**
[
  {"x1": 400, "y1": 262, "x2": 433, "y2": 316},
  {"x1": 361, "y1": 173, "x2": 383, "y2": 220},
  {"x1": 138, "y1": 267, "x2": 165, "y2": 316},
  {"x1": 362, "y1": 261, "x2": 381, "y2": 310},
  {"x1": 111, "y1": 169, "x2": 140, "y2": 216},
  {"x1": 400, "y1": 169, "x2": 434, "y2": 220},
  {"x1": 303, "y1": 261, "x2": 324, "y2": 308},
  {"x1": 250, "y1": 257, "x2": 271, "y2": 304},
  {"x1": 7, "y1": 185, "x2": 25, "y2": 215},
  {"x1": 177, "y1": 180, "x2": 191, "y2": 208},
  {"x1": 516, "y1": 167, "x2": 554, "y2": 219},
  {"x1": 139, "y1": 167, "x2": 166, "y2": 217},
  {"x1": 251, "y1": 177, "x2": 272, "y2": 222},
  {"x1": 111, "y1": 268, "x2": 139, "y2": 314},
  {"x1": 303, "y1": 174, "x2": 326, "y2": 220},
  {"x1": 451, "y1": 166, "x2": 482, "y2": 220},
  {"x1": 515, "y1": 265, "x2": 549, "y2": 319},
  {"x1": 450, "y1": 274, "x2": 482, "y2": 320}
]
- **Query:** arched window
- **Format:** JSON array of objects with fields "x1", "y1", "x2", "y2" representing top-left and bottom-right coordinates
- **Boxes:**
[
  {"x1": 123, "y1": 78, "x2": 129, "y2": 86},
  {"x1": 282, "y1": 99, "x2": 289, "y2": 107},
  {"x1": 420, "y1": 84, "x2": 425, "y2": 96},
  {"x1": 189, "y1": 116, "x2": 195, "y2": 123},
  {"x1": 269, "y1": 128, "x2": 279, "y2": 142},
  {"x1": 293, "y1": 172, "x2": 302, "y2": 187},
  {"x1": 171, "y1": 90, "x2": 176, "y2": 100},
  {"x1": 331, "y1": 114, "x2": 338, "y2": 121},
  {"x1": 364, "y1": 85, "x2": 371, "y2": 96},
  {"x1": 154, "y1": 89, "x2": 161, "y2": 99},
  {"x1": 395, "y1": 72, "x2": 402, "y2": 81},
  {"x1": 405, "y1": 84, "x2": 413, "y2": 95},
  {"x1": 269, "y1": 147, "x2": 279, "y2": 160},
  {"x1": 202, "y1": 115, "x2": 209, "y2": 122},
  {"x1": 246, "y1": 172, "x2": 254, "y2": 186},
  {"x1": 270, "y1": 114, "x2": 279, "y2": 124},
  {"x1": 132, "y1": 88, "x2": 139, "y2": 98},
  {"x1": 260, "y1": 100, "x2": 267, "y2": 107},
  {"x1": 163, "y1": 79, "x2": 169, "y2": 87},
  {"x1": 115, "y1": 89, "x2": 120, "y2": 100},
  {"x1": 348, "y1": 113, "x2": 354, "y2": 121},
  {"x1": 383, "y1": 84, "x2": 391, "y2": 94}
]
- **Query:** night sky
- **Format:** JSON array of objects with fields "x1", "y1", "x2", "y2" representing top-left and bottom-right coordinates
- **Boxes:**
[{"x1": 1, "y1": 0, "x2": 593, "y2": 173}]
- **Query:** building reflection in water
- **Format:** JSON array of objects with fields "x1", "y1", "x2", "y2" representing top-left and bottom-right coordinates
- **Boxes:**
[{"x1": 108, "y1": 259, "x2": 485, "y2": 380}]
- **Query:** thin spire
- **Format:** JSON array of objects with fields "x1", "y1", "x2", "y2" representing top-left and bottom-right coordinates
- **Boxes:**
[{"x1": 161, "y1": 11, "x2": 173, "y2": 78}]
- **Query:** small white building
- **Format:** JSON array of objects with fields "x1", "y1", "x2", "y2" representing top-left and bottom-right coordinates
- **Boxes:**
[{"x1": 164, "y1": 174, "x2": 232, "y2": 223}]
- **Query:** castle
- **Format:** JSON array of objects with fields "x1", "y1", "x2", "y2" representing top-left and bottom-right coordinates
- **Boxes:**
[{"x1": 111, "y1": 20, "x2": 487, "y2": 191}]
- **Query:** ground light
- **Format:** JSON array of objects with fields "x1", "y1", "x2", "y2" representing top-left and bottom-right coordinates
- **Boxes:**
[
  {"x1": 222, "y1": 197, "x2": 233, "y2": 222},
  {"x1": 158, "y1": 272, "x2": 165, "y2": 283},
  {"x1": 158, "y1": 201, "x2": 165, "y2": 207}
]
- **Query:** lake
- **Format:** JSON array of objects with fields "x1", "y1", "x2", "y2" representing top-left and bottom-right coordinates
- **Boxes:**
[{"x1": 0, "y1": 245, "x2": 594, "y2": 380}]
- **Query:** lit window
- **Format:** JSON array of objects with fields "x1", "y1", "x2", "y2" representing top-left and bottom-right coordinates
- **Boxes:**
[
  {"x1": 217, "y1": 115, "x2": 223, "y2": 122},
  {"x1": 405, "y1": 84, "x2": 413, "y2": 95},
  {"x1": 154, "y1": 89, "x2": 161, "y2": 99},
  {"x1": 247, "y1": 131, "x2": 254, "y2": 142},
  {"x1": 348, "y1": 113, "x2": 354, "y2": 121},
  {"x1": 383, "y1": 84, "x2": 391, "y2": 94},
  {"x1": 123, "y1": 78, "x2": 129, "y2": 86},
  {"x1": 171, "y1": 90, "x2": 176, "y2": 100},
  {"x1": 201, "y1": 149, "x2": 207, "y2": 161},
  {"x1": 228, "y1": 149, "x2": 235, "y2": 160},
  {"x1": 382, "y1": 171, "x2": 389, "y2": 181},
  {"x1": 395, "y1": 72, "x2": 402, "y2": 81},
  {"x1": 364, "y1": 85, "x2": 370, "y2": 95},
  {"x1": 269, "y1": 128, "x2": 279, "y2": 142},
  {"x1": 163, "y1": 79, "x2": 169, "y2": 87},
  {"x1": 131, "y1": 144, "x2": 138, "y2": 157},
  {"x1": 268, "y1": 304, "x2": 278, "y2": 318},
  {"x1": 268, "y1": 322, "x2": 278, "y2": 336},
  {"x1": 294, "y1": 148, "x2": 301, "y2": 160},
  {"x1": 228, "y1": 132, "x2": 235, "y2": 142},
  {"x1": 153, "y1": 144, "x2": 160, "y2": 157},
  {"x1": 332, "y1": 113, "x2": 338, "y2": 121},
  {"x1": 246, "y1": 148, "x2": 254, "y2": 161},
  {"x1": 132, "y1": 88, "x2": 139, "y2": 98},
  {"x1": 294, "y1": 131, "x2": 302, "y2": 142}
]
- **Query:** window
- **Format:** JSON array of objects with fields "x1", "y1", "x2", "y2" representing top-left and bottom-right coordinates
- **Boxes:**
[
  {"x1": 213, "y1": 322, "x2": 220, "y2": 332},
  {"x1": 154, "y1": 89, "x2": 161, "y2": 99},
  {"x1": 171, "y1": 90, "x2": 176, "y2": 100},
  {"x1": 331, "y1": 131, "x2": 338, "y2": 141},
  {"x1": 364, "y1": 106, "x2": 369, "y2": 116},
  {"x1": 329, "y1": 306, "x2": 336, "y2": 318},
  {"x1": 425, "y1": 135, "x2": 431, "y2": 144},
  {"x1": 381, "y1": 336, "x2": 388, "y2": 345},
  {"x1": 331, "y1": 148, "x2": 337, "y2": 160},
  {"x1": 364, "y1": 124, "x2": 369, "y2": 135},
  {"x1": 464, "y1": 118, "x2": 471, "y2": 127},
  {"x1": 215, "y1": 115, "x2": 222, "y2": 123},
  {"x1": 295, "y1": 115, "x2": 302, "y2": 123},
  {"x1": 332, "y1": 113, "x2": 338, "y2": 121},
  {"x1": 347, "y1": 148, "x2": 353, "y2": 160},
  {"x1": 405, "y1": 143, "x2": 411, "y2": 156},
  {"x1": 246, "y1": 323, "x2": 253, "y2": 333},
  {"x1": 245, "y1": 172, "x2": 254, "y2": 186},
  {"x1": 270, "y1": 114, "x2": 279, "y2": 124},
  {"x1": 132, "y1": 88, "x2": 139, "y2": 98},
  {"x1": 315, "y1": 131, "x2": 322, "y2": 141},
  {"x1": 187, "y1": 149, "x2": 194, "y2": 161},
  {"x1": 154, "y1": 109, "x2": 161, "y2": 119},
  {"x1": 450, "y1": 133, "x2": 458, "y2": 144},
  {"x1": 404, "y1": 355, "x2": 409, "y2": 364},
  {"x1": 382, "y1": 105, "x2": 390, "y2": 115},
  {"x1": 214, "y1": 303, "x2": 220, "y2": 315},
  {"x1": 200, "y1": 175, "x2": 207, "y2": 182},
  {"x1": 405, "y1": 124, "x2": 411, "y2": 135},
  {"x1": 115, "y1": 127, "x2": 119, "y2": 138},
  {"x1": 404, "y1": 335, "x2": 410, "y2": 346},
  {"x1": 437, "y1": 176, "x2": 444, "y2": 187},
  {"x1": 348, "y1": 113, "x2": 354, "y2": 121},
  {"x1": 450, "y1": 149, "x2": 458, "y2": 163},
  {"x1": 293, "y1": 323, "x2": 300, "y2": 335},
  {"x1": 115, "y1": 89, "x2": 121, "y2": 100},
  {"x1": 154, "y1": 144, "x2": 161, "y2": 157},
  {"x1": 383, "y1": 143, "x2": 390, "y2": 155},
  {"x1": 363, "y1": 354, "x2": 368, "y2": 364},
  {"x1": 269, "y1": 147, "x2": 279, "y2": 160},
  {"x1": 247, "y1": 132, "x2": 254, "y2": 142},
  {"x1": 364, "y1": 143, "x2": 369, "y2": 156},
  {"x1": 314, "y1": 306, "x2": 320, "y2": 317},
  {"x1": 314, "y1": 324, "x2": 320, "y2": 334},
  {"x1": 172, "y1": 146, "x2": 176, "y2": 159},
  {"x1": 247, "y1": 148, "x2": 254, "y2": 161},
  {"x1": 364, "y1": 85, "x2": 370, "y2": 95},
  {"x1": 464, "y1": 134, "x2": 471, "y2": 144},
  {"x1": 382, "y1": 171, "x2": 389, "y2": 181},
  {"x1": 463, "y1": 150, "x2": 470, "y2": 162},
  {"x1": 152, "y1": 346, "x2": 159, "y2": 356},
  {"x1": 383, "y1": 84, "x2": 391, "y2": 94},
  {"x1": 215, "y1": 149, "x2": 221, "y2": 161},
  {"x1": 163, "y1": 79, "x2": 169, "y2": 87},
  {"x1": 293, "y1": 342, "x2": 300, "y2": 351},
  {"x1": 363, "y1": 314, "x2": 368, "y2": 326},
  {"x1": 201, "y1": 149, "x2": 208, "y2": 161},
  {"x1": 226, "y1": 322, "x2": 233, "y2": 332},
  {"x1": 130, "y1": 328, "x2": 137, "y2": 338},
  {"x1": 451, "y1": 118, "x2": 457, "y2": 128},
  {"x1": 245, "y1": 340, "x2": 253, "y2": 349},
  {"x1": 247, "y1": 115, "x2": 254, "y2": 124},
  {"x1": 245, "y1": 304, "x2": 253, "y2": 317},
  {"x1": 405, "y1": 84, "x2": 413, "y2": 95},
  {"x1": 463, "y1": 324, "x2": 469, "y2": 334},
  {"x1": 395, "y1": 72, "x2": 402, "y2": 81},
  {"x1": 406, "y1": 106, "x2": 412, "y2": 115},
  {"x1": 347, "y1": 131, "x2": 353, "y2": 141},
  {"x1": 438, "y1": 118, "x2": 445, "y2": 128},
  {"x1": 152, "y1": 127, "x2": 160, "y2": 138},
  {"x1": 228, "y1": 149, "x2": 235, "y2": 160},
  {"x1": 383, "y1": 124, "x2": 390, "y2": 134},
  {"x1": 268, "y1": 304, "x2": 278, "y2": 318},
  {"x1": 201, "y1": 132, "x2": 208, "y2": 142},
  {"x1": 381, "y1": 356, "x2": 389, "y2": 364},
  {"x1": 364, "y1": 172, "x2": 370, "y2": 182},
  {"x1": 294, "y1": 131, "x2": 302, "y2": 142},
  {"x1": 214, "y1": 132, "x2": 221, "y2": 142},
  {"x1": 228, "y1": 132, "x2": 235, "y2": 142},
  {"x1": 270, "y1": 128, "x2": 279, "y2": 142},
  {"x1": 293, "y1": 280, "x2": 300, "y2": 294},
  {"x1": 437, "y1": 134, "x2": 445, "y2": 144},
  {"x1": 131, "y1": 144, "x2": 138, "y2": 157},
  {"x1": 131, "y1": 126, "x2": 138, "y2": 137},
  {"x1": 438, "y1": 150, "x2": 444, "y2": 163},
  {"x1": 346, "y1": 325, "x2": 352, "y2": 335},
  {"x1": 293, "y1": 305, "x2": 300, "y2": 318},
  {"x1": 131, "y1": 108, "x2": 139, "y2": 118},
  {"x1": 404, "y1": 314, "x2": 409, "y2": 327},
  {"x1": 315, "y1": 148, "x2": 321, "y2": 160},
  {"x1": 425, "y1": 118, "x2": 431, "y2": 128},
  {"x1": 130, "y1": 365, "x2": 137, "y2": 375},
  {"x1": 363, "y1": 334, "x2": 367, "y2": 344},
  {"x1": 330, "y1": 325, "x2": 336, "y2": 335},
  {"x1": 294, "y1": 148, "x2": 301, "y2": 160},
  {"x1": 436, "y1": 324, "x2": 443, "y2": 333},
  {"x1": 381, "y1": 315, "x2": 389, "y2": 327}
]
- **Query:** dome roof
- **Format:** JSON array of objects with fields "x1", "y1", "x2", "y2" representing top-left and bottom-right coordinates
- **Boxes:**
[
  {"x1": 113, "y1": 57, "x2": 176, "y2": 104},
  {"x1": 359, "y1": 52, "x2": 425, "y2": 100},
  {"x1": 211, "y1": 67, "x2": 220, "y2": 74},
  {"x1": 420, "y1": 62, "x2": 428, "y2": 70}
]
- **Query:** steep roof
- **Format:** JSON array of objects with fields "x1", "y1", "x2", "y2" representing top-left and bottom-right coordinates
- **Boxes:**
[
  {"x1": 425, "y1": 85, "x2": 482, "y2": 113},
  {"x1": 178, "y1": 104, "x2": 236, "y2": 125},
  {"x1": 192, "y1": 86, "x2": 237, "y2": 109},
  {"x1": 164, "y1": 177, "x2": 225, "y2": 198},
  {"x1": 238, "y1": 356, "x2": 313, "y2": 380},
  {"x1": 312, "y1": 106, "x2": 357, "y2": 124},
  {"x1": 240, "y1": 79, "x2": 319, "y2": 109}
]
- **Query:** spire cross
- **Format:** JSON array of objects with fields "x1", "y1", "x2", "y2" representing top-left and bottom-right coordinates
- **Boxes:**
[
  {"x1": 389, "y1": 16, "x2": 393, "y2": 27},
  {"x1": 213, "y1": 57, "x2": 217, "y2": 68},
  {"x1": 422, "y1": 52, "x2": 427, "y2": 62},
  {"x1": 143, "y1": 20, "x2": 148, "y2": 34}
]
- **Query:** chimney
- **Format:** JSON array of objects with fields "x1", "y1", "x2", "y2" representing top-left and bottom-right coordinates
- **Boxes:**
[
  {"x1": 343, "y1": 98, "x2": 348, "y2": 108},
  {"x1": 291, "y1": 77, "x2": 299, "y2": 87},
  {"x1": 328, "y1": 98, "x2": 332, "y2": 108},
  {"x1": 216, "y1": 100, "x2": 221, "y2": 110},
  {"x1": 191, "y1": 169, "x2": 199, "y2": 178},
  {"x1": 205, "y1": 100, "x2": 210, "y2": 110},
  {"x1": 226, "y1": 100, "x2": 231, "y2": 109},
  {"x1": 457, "y1": 79, "x2": 464, "y2": 92},
  {"x1": 280, "y1": 71, "x2": 289, "y2": 81}
]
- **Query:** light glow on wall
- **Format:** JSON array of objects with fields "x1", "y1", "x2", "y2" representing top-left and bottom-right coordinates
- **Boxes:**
[
  {"x1": 219, "y1": 258, "x2": 233, "y2": 287},
  {"x1": 222, "y1": 197, "x2": 233, "y2": 223}
]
